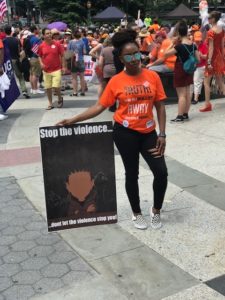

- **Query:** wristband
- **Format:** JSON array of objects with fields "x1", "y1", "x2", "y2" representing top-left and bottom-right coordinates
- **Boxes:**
[{"x1": 158, "y1": 132, "x2": 166, "y2": 138}]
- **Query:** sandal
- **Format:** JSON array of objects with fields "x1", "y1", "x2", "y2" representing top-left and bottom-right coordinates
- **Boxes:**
[
  {"x1": 46, "y1": 105, "x2": 54, "y2": 110},
  {"x1": 57, "y1": 97, "x2": 63, "y2": 108}
]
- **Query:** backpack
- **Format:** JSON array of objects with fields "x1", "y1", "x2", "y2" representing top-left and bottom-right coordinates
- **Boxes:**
[
  {"x1": 180, "y1": 44, "x2": 198, "y2": 74},
  {"x1": 23, "y1": 36, "x2": 32, "y2": 58}
]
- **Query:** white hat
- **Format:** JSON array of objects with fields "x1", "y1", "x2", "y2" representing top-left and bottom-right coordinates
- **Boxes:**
[{"x1": 22, "y1": 30, "x2": 31, "y2": 38}]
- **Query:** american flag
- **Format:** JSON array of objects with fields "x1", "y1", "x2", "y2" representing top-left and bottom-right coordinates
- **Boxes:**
[
  {"x1": 0, "y1": 0, "x2": 7, "y2": 21},
  {"x1": 32, "y1": 43, "x2": 39, "y2": 55}
]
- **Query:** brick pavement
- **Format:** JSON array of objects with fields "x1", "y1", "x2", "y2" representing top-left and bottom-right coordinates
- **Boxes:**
[{"x1": 0, "y1": 177, "x2": 96, "y2": 300}]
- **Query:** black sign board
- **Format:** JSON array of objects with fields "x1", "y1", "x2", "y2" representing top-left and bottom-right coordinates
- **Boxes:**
[{"x1": 39, "y1": 121, "x2": 117, "y2": 231}]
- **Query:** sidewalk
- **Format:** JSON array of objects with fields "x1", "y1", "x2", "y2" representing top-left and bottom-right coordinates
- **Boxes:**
[{"x1": 0, "y1": 86, "x2": 225, "y2": 300}]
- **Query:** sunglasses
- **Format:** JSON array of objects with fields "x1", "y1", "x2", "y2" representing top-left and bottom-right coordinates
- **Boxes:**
[{"x1": 123, "y1": 52, "x2": 142, "y2": 63}]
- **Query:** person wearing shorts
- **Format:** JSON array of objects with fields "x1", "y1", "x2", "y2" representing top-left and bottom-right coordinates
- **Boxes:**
[
  {"x1": 68, "y1": 31, "x2": 86, "y2": 96},
  {"x1": 28, "y1": 25, "x2": 44, "y2": 95},
  {"x1": 38, "y1": 28, "x2": 65, "y2": 110}
]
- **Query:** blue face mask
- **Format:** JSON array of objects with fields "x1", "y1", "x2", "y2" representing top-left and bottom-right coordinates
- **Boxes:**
[{"x1": 123, "y1": 52, "x2": 142, "y2": 63}]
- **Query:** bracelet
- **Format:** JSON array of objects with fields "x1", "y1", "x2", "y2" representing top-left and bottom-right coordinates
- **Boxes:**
[{"x1": 158, "y1": 132, "x2": 166, "y2": 138}]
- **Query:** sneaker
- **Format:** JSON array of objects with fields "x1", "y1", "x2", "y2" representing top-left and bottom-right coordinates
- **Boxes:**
[
  {"x1": 170, "y1": 116, "x2": 184, "y2": 123},
  {"x1": 22, "y1": 92, "x2": 30, "y2": 99},
  {"x1": 150, "y1": 207, "x2": 162, "y2": 229},
  {"x1": 36, "y1": 89, "x2": 45, "y2": 94},
  {"x1": 183, "y1": 113, "x2": 189, "y2": 121},
  {"x1": 31, "y1": 89, "x2": 37, "y2": 95},
  {"x1": 191, "y1": 100, "x2": 198, "y2": 105},
  {"x1": 0, "y1": 114, "x2": 8, "y2": 121},
  {"x1": 30, "y1": 89, "x2": 33, "y2": 94},
  {"x1": 80, "y1": 92, "x2": 85, "y2": 96},
  {"x1": 132, "y1": 214, "x2": 148, "y2": 230}
]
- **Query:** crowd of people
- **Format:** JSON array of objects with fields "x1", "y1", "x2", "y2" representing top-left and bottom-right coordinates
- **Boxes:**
[
  {"x1": 0, "y1": 12, "x2": 224, "y2": 229},
  {"x1": 0, "y1": 11, "x2": 224, "y2": 118}
]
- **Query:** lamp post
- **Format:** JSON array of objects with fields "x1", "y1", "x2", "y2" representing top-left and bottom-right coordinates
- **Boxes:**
[{"x1": 87, "y1": 1, "x2": 92, "y2": 26}]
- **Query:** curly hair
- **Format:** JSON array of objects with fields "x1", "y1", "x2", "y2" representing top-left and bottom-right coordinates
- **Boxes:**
[{"x1": 111, "y1": 29, "x2": 139, "y2": 55}]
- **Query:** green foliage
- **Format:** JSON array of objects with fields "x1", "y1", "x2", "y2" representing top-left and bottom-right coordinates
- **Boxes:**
[{"x1": 36, "y1": 0, "x2": 180, "y2": 25}]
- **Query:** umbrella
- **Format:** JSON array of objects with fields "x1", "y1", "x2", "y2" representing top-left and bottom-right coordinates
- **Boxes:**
[{"x1": 47, "y1": 22, "x2": 67, "y2": 31}]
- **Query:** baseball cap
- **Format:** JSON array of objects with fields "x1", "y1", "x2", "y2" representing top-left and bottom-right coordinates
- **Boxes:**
[
  {"x1": 51, "y1": 28, "x2": 60, "y2": 35},
  {"x1": 65, "y1": 29, "x2": 72, "y2": 35}
]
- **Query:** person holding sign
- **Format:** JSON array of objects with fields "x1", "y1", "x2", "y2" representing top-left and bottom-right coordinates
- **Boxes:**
[{"x1": 57, "y1": 30, "x2": 168, "y2": 230}]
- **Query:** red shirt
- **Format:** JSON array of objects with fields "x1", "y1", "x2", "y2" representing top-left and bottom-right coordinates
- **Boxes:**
[
  {"x1": 197, "y1": 42, "x2": 208, "y2": 68},
  {"x1": 38, "y1": 40, "x2": 64, "y2": 73},
  {"x1": 0, "y1": 32, "x2": 6, "y2": 40},
  {"x1": 100, "y1": 69, "x2": 166, "y2": 133}
]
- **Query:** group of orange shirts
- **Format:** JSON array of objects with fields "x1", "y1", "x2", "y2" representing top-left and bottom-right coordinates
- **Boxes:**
[{"x1": 140, "y1": 29, "x2": 176, "y2": 71}]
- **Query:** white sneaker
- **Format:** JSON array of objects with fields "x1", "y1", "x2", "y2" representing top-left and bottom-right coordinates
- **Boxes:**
[
  {"x1": 30, "y1": 89, "x2": 33, "y2": 94},
  {"x1": 32, "y1": 89, "x2": 37, "y2": 94},
  {"x1": 36, "y1": 89, "x2": 45, "y2": 94},
  {"x1": 0, "y1": 114, "x2": 8, "y2": 121},
  {"x1": 132, "y1": 214, "x2": 148, "y2": 230},
  {"x1": 150, "y1": 207, "x2": 162, "y2": 229}
]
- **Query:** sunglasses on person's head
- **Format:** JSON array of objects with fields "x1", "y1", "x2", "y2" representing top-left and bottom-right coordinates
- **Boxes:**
[{"x1": 123, "y1": 52, "x2": 142, "y2": 63}]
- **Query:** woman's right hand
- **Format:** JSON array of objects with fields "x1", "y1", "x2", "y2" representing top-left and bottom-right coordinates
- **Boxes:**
[{"x1": 56, "y1": 118, "x2": 73, "y2": 126}]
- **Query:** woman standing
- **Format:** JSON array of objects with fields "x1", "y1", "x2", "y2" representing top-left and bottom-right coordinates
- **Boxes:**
[
  {"x1": 165, "y1": 21, "x2": 199, "y2": 122},
  {"x1": 57, "y1": 30, "x2": 168, "y2": 230},
  {"x1": 68, "y1": 31, "x2": 86, "y2": 97},
  {"x1": 200, "y1": 11, "x2": 225, "y2": 112},
  {"x1": 98, "y1": 37, "x2": 116, "y2": 112}
]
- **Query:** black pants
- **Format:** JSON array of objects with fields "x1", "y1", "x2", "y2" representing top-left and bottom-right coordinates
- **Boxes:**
[{"x1": 113, "y1": 123, "x2": 168, "y2": 214}]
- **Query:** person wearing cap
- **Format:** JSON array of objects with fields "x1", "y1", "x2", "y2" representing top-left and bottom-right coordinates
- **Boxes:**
[
  {"x1": 51, "y1": 29, "x2": 61, "y2": 41},
  {"x1": 147, "y1": 31, "x2": 176, "y2": 73},
  {"x1": 38, "y1": 28, "x2": 65, "y2": 110},
  {"x1": 139, "y1": 28, "x2": 154, "y2": 55},
  {"x1": 191, "y1": 31, "x2": 208, "y2": 104},
  {"x1": 62, "y1": 29, "x2": 73, "y2": 90}
]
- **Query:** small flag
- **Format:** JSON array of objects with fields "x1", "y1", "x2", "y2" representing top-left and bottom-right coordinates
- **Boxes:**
[
  {"x1": 32, "y1": 43, "x2": 39, "y2": 55},
  {"x1": 0, "y1": 0, "x2": 7, "y2": 21}
]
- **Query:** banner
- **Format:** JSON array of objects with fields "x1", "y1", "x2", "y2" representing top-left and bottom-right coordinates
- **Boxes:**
[
  {"x1": 84, "y1": 55, "x2": 94, "y2": 81},
  {"x1": 39, "y1": 121, "x2": 117, "y2": 232},
  {"x1": 0, "y1": 40, "x2": 20, "y2": 112}
]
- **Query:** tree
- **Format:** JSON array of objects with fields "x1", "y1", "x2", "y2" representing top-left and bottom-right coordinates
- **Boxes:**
[{"x1": 36, "y1": 0, "x2": 178, "y2": 25}]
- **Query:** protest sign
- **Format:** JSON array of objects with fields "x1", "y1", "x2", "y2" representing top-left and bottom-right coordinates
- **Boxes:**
[
  {"x1": 0, "y1": 40, "x2": 20, "y2": 112},
  {"x1": 39, "y1": 121, "x2": 117, "y2": 232},
  {"x1": 84, "y1": 55, "x2": 94, "y2": 81}
]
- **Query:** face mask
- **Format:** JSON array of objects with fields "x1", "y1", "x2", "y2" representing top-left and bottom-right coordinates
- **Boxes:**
[{"x1": 123, "y1": 52, "x2": 142, "y2": 63}]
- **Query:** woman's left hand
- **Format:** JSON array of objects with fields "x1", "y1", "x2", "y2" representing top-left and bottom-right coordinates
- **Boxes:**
[{"x1": 148, "y1": 137, "x2": 166, "y2": 158}]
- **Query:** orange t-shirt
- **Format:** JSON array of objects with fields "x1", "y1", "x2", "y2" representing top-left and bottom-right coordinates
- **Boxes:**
[
  {"x1": 158, "y1": 39, "x2": 176, "y2": 70},
  {"x1": 100, "y1": 68, "x2": 166, "y2": 133}
]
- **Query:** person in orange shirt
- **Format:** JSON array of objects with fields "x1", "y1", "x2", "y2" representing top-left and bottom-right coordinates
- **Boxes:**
[
  {"x1": 151, "y1": 19, "x2": 161, "y2": 33},
  {"x1": 139, "y1": 28, "x2": 154, "y2": 54},
  {"x1": 57, "y1": 30, "x2": 168, "y2": 230},
  {"x1": 147, "y1": 31, "x2": 176, "y2": 72}
]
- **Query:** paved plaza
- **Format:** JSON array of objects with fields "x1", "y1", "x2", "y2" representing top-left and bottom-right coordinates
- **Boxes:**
[{"x1": 0, "y1": 85, "x2": 225, "y2": 300}]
